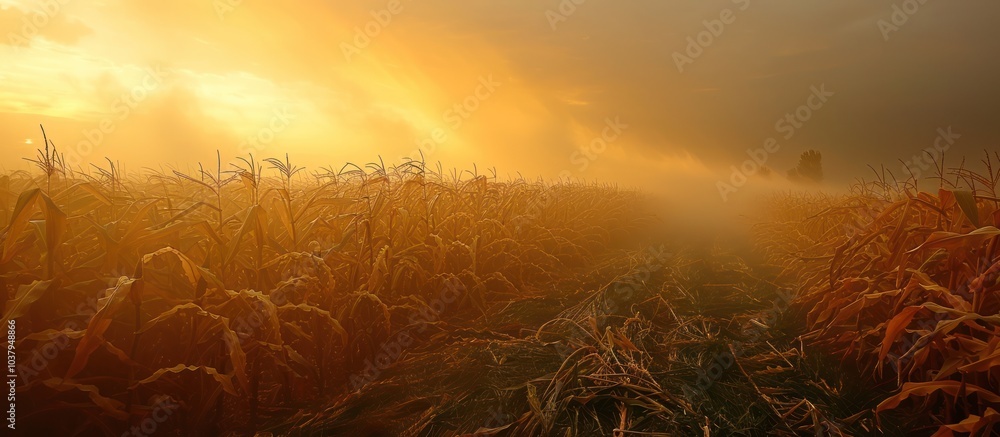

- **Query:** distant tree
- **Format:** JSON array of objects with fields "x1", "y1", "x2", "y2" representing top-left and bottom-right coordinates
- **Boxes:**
[{"x1": 788, "y1": 150, "x2": 823, "y2": 183}]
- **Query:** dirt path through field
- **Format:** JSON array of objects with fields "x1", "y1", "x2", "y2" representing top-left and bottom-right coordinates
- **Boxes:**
[{"x1": 275, "y1": 242, "x2": 890, "y2": 436}]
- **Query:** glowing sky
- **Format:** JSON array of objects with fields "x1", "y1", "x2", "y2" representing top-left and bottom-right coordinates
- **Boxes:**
[{"x1": 2, "y1": 0, "x2": 999, "y2": 190}]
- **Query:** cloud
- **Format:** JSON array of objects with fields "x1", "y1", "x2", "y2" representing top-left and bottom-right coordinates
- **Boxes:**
[
  {"x1": 1, "y1": 1, "x2": 93, "y2": 49},
  {"x1": 1, "y1": 0, "x2": 999, "y2": 191}
]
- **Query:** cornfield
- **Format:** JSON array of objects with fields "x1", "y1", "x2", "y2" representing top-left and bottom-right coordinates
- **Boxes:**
[
  {"x1": 5, "y1": 132, "x2": 1000, "y2": 436},
  {"x1": 756, "y1": 152, "x2": 1000, "y2": 436},
  {"x1": 6, "y1": 141, "x2": 669, "y2": 435}
]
